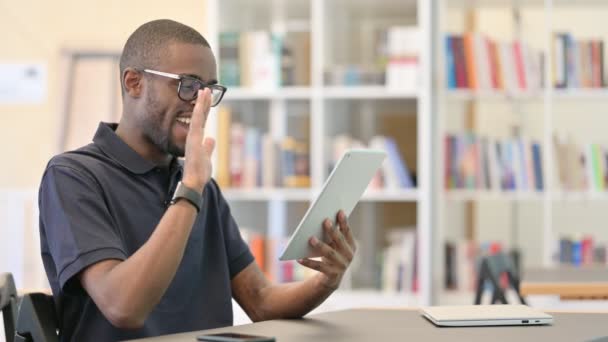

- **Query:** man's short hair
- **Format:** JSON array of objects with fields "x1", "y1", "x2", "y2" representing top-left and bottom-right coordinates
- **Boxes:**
[{"x1": 119, "y1": 19, "x2": 210, "y2": 93}]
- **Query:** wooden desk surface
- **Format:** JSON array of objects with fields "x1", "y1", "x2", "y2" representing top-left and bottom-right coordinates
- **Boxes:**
[
  {"x1": 124, "y1": 308, "x2": 608, "y2": 342},
  {"x1": 522, "y1": 266, "x2": 608, "y2": 298}
]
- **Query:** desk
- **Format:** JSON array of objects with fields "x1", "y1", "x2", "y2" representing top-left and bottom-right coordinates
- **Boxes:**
[
  {"x1": 125, "y1": 308, "x2": 608, "y2": 342},
  {"x1": 522, "y1": 267, "x2": 608, "y2": 299}
]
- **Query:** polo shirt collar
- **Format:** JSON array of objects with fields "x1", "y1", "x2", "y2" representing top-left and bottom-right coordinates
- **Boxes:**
[{"x1": 93, "y1": 122, "x2": 171, "y2": 174}]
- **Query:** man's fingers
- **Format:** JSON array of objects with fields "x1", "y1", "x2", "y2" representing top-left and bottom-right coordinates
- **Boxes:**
[
  {"x1": 323, "y1": 219, "x2": 353, "y2": 262},
  {"x1": 203, "y1": 137, "x2": 215, "y2": 156},
  {"x1": 297, "y1": 258, "x2": 332, "y2": 275},
  {"x1": 189, "y1": 88, "x2": 210, "y2": 138},
  {"x1": 309, "y1": 236, "x2": 346, "y2": 268},
  {"x1": 337, "y1": 211, "x2": 356, "y2": 252}
]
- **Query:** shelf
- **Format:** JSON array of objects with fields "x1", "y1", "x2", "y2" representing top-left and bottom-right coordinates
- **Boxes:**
[
  {"x1": 446, "y1": 0, "x2": 608, "y2": 8},
  {"x1": 223, "y1": 86, "x2": 421, "y2": 100},
  {"x1": 444, "y1": 190, "x2": 608, "y2": 202},
  {"x1": 446, "y1": 0, "x2": 546, "y2": 8},
  {"x1": 445, "y1": 89, "x2": 608, "y2": 101},
  {"x1": 222, "y1": 188, "x2": 313, "y2": 201},
  {"x1": 444, "y1": 190, "x2": 544, "y2": 201},
  {"x1": 552, "y1": 191, "x2": 608, "y2": 202},
  {"x1": 361, "y1": 189, "x2": 419, "y2": 202},
  {"x1": 222, "y1": 188, "x2": 419, "y2": 202},
  {"x1": 553, "y1": 89, "x2": 608, "y2": 100},
  {"x1": 224, "y1": 87, "x2": 312, "y2": 100},
  {"x1": 445, "y1": 89, "x2": 543, "y2": 101},
  {"x1": 323, "y1": 86, "x2": 418, "y2": 100}
]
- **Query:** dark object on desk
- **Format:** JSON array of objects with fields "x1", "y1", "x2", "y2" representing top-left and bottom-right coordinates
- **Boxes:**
[
  {"x1": 1, "y1": 273, "x2": 19, "y2": 342},
  {"x1": 474, "y1": 252, "x2": 526, "y2": 305},
  {"x1": 197, "y1": 332, "x2": 275, "y2": 342},
  {"x1": 14, "y1": 293, "x2": 59, "y2": 342}
]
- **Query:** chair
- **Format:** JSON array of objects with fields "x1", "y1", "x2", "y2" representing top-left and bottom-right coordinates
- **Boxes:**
[
  {"x1": 474, "y1": 252, "x2": 527, "y2": 305},
  {"x1": 1, "y1": 273, "x2": 18, "y2": 342},
  {"x1": 14, "y1": 292, "x2": 59, "y2": 342}
]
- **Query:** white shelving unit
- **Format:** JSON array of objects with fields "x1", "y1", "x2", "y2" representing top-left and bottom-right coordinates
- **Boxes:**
[
  {"x1": 435, "y1": 0, "x2": 608, "y2": 304},
  {"x1": 206, "y1": 0, "x2": 433, "y2": 307}
]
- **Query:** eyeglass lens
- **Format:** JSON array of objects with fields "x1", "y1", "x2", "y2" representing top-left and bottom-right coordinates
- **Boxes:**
[{"x1": 179, "y1": 78, "x2": 222, "y2": 105}]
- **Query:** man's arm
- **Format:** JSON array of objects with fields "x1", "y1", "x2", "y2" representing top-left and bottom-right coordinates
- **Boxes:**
[
  {"x1": 79, "y1": 89, "x2": 214, "y2": 329},
  {"x1": 80, "y1": 201, "x2": 198, "y2": 328},
  {"x1": 232, "y1": 211, "x2": 356, "y2": 321}
]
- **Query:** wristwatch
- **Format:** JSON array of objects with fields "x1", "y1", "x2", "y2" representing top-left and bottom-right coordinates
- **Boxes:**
[{"x1": 170, "y1": 181, "x2": 203, "y2": 212}]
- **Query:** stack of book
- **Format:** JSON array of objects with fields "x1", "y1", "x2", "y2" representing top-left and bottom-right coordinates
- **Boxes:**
[
  {"x1": 556, "y1": 235, "x2": 607, "y2": 266},
  {"x1": 216, "y1": 106, "x2": 311, "y2": 189},
  {"x1": 554, "y1": 135, "x2": 608, "y2": 192},
  {"x1": 324, "y1": 25, "x2": 419, "y2": 89},
  {"x1": 240, "y1": 228, "x2": 319, "y2": 283},
  {"x1": 381, "y1": 228, "x2": 418, "y2": 293},
  {"x1": 445, "y1": 33, "x2": 544, "y2": 92},
  {"x1": 219, "y1": 31, "x2": 311, "y2": 88},
  {"x1": 553, "y1": 33, "x2": 605, "y2": 89},
  {"x1": 444, "y1": 134, "x2": 544, "y2": 191}
]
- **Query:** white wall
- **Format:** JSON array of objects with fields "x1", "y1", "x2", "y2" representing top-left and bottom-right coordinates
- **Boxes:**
[{"x1": 0, "y1": 0, "x2": 209, "y2": 294}]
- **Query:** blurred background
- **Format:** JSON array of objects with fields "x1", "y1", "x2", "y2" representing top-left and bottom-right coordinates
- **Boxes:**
[{"x1": 2, "y1": 0, "x2": 608, "y2": 335}]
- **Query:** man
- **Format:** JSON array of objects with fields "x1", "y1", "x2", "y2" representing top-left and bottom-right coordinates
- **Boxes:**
[{"x1": 38, "y1": 19, "x2": 357, "y2": 341}]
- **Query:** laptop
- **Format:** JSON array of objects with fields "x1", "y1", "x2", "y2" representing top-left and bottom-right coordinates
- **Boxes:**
[{"x1": 420, "y1": 305, "x2": 553, "y2": 327}]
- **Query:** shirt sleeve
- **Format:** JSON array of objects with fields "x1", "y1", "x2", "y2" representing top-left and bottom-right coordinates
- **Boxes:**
[
  {"x1": 209, "y1": 179, "x2": 254, "y2": 278},
  {"x1": 39, "y1": 164, "x2": 127, "y2": 293}
]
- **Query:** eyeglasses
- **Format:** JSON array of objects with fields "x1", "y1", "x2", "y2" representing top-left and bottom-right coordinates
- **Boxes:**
[{"x1": 142, "y1": 69, "x2": 227, "y2": 107}]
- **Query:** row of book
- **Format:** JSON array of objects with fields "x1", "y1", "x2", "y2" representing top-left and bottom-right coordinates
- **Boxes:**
[
  {"x1": 444, "y1": 134, "x2": 544, "y2": 191},
  {"x1": 331, "y1": 135, "x2": 415, "y2": 189},
  {"x1": 556, "y1": 236, "x2": 608, "y2": 266},
  {"x1": 216, "y1": 107, "x2": 311, "y2": 189},
  {"x1": 553, "y1": 33, "x2": 605, "y2": 89},
  {"x1": 554, "y1": 136, "x2": 608, "y2": 192},
  {"x1": 324, "y1": 26, "x2": 420, "y2": 89},
  {"x1": 445, "y1": 33, "x2": 544, "y2": 91},
  {"x1": 381, "y1": 228, "x2": 418, "y2": 293},
  {"x1": 219, "y1": 31, "x2": 311, "y2": 88}
]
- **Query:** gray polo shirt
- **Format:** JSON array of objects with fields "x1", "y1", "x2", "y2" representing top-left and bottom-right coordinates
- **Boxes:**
[{"x1": 39, "y1": 122, "x2": 254, "y2": 341}]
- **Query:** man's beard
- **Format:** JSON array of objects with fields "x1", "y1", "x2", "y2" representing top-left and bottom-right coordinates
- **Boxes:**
[
  {"x1": 142, "y1": 91, "x2": 185, "y2": 157},
  {"x1": 141, "y1": 119, "x2": 185, "y2": 157}
]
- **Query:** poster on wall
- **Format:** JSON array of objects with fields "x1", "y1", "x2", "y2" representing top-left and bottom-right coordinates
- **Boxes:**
[{"x1": 0, "y1": 63, "x2": 47, "y2": 104}]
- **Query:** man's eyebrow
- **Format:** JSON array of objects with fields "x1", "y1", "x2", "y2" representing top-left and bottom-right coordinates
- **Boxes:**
[{"x1": 182, "y1": 73, "x2": 218, "y2": 85}]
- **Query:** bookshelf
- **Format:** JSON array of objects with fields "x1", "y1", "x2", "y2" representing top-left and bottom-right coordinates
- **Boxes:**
[
  {"x1": 205, "y1": 0, "x2": 433, "y2": 306},
  {"x1": 436, "y1": 0, "x2": 608, "y2": 302}
]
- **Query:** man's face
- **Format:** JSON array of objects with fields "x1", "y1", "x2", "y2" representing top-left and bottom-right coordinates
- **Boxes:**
[{"x1": 139, "y1": 42, "x2": 217, "y2": 157}]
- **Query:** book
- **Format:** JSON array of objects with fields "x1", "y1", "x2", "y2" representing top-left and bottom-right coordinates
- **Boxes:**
[
  {"x1": 444, "y1": 33, "x2": 545, "y2": 92},
  {"x1": 219, "y1": 32, "x2": 241, "y2": 87},
  {"x1": 444, "y1": 134, "x2": 544, "y2": 191}
]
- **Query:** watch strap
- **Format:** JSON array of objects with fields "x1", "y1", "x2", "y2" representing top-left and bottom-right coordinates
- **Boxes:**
[{"x1": 170, "y1": 181, "x2": 203, "y2": 212}]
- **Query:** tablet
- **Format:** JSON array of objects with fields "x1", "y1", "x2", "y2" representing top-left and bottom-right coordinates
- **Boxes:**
[{"x1": 279, "y1": 149, "x2": 387, "y2": 261}]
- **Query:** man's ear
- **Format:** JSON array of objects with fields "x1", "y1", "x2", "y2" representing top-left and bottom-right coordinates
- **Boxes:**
[{"x1": 123, "y1": 68, "x2": 143, "y2": 97}]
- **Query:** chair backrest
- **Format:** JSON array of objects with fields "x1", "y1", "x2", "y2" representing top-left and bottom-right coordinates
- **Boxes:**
[
  {"x1": 14, "y1": 293, "x2": 59, "y2": 342},
  {"x1": 474, "y1": 252, "x2": 527, "y2": 305},
  {"x1": 0, "y1": 273, "x2": 18, "y2": 342}
]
